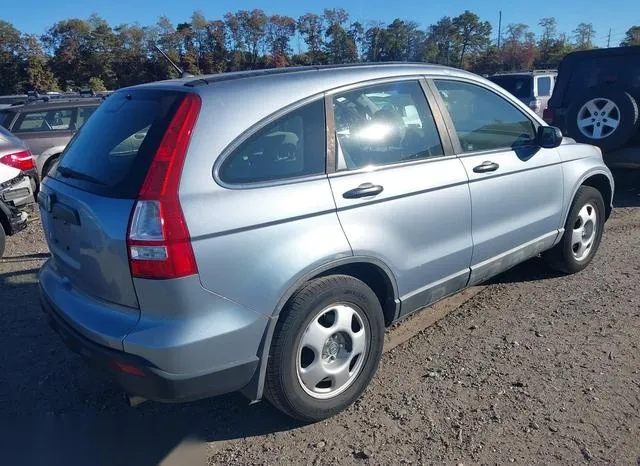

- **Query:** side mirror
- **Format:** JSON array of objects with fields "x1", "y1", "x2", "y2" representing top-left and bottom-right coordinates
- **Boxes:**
[{"x1": 537, "y1": 125, "x2": 563, "y2": 149}]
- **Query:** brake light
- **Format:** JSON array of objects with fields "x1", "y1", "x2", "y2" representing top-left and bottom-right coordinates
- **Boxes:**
[
  {"x1": 543, "y1": 108, "x2": 554, "y2": 124},
  {"x1": 127, "y1": 93, "x2": 201, "y2": 279},
  {"x1": 110, "y1": 361, "x2": 146, "y2": 377},
  {"x1": 0, "y1": 150, "x2": 35, "y2": 171}
]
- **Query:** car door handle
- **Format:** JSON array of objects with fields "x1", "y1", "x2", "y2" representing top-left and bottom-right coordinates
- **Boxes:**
[
  {"x1": 473, "y1": 161, "x2": 500, "y2": 173},
  {"x1": 343, "y1": 183, "x2": 384, "y2": 199}
]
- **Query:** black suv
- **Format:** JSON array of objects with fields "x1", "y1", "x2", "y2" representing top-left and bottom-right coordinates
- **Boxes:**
[
  {"x1": 0, "y1": 98, "x2": 102, "y2": 179},
  {"x1": 545, "y1": 46, "x2": 640, "y2": 154}
]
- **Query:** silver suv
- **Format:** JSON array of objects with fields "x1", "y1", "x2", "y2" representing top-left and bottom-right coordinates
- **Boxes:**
[{"x1": 38, "y1": 64, "x2": 614, "y2": 422}]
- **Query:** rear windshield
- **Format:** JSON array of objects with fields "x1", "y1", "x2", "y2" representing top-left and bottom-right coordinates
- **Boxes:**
[
  {"x1": 53, "y1": 89, "x2": 185, "y2": 198},
  {"x1": 0, "y1": 124, "x2": 24, "y2": 145},
  {"x1": 488, "y1": 75, "x2": 533, "y2": 99},
  {"x1": 0, "y1": 110, "x2": 12, "y2": 129}
]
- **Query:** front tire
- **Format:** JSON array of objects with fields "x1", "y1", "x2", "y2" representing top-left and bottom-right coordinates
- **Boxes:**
[
  {"x1": 543, "y1": 186, "x2": 605, "y2": 274},
  {"x1": 265, "y1": 275, "x2": 385, "y2": 422}
]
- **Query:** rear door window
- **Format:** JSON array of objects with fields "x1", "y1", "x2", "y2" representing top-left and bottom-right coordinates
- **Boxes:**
[
  {"x1": 14, "y1": 108, "x2": 74, "y2": 132},
  {"x1": 13, "y1": 108, "x2": 74, "y2": 133},
  {"x1": 218, "y1": 99, "x2": 326, "y2": 184},
  {"x1": 54, "y1": 90, "x2": 185, "y2": 198}
]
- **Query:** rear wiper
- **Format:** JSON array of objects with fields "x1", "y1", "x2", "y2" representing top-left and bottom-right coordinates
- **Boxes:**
[{"x1": 56, "y1": 166, "x2": 106, "y2": 185}]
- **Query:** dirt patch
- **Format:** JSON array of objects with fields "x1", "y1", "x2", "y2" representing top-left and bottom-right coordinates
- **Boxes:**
[
  {"x1": 209, "y1": 208, "x2": 640, "y2": 465},
  {"x1": 0, "y1": 176, "x2": 638, "y2": 465}
]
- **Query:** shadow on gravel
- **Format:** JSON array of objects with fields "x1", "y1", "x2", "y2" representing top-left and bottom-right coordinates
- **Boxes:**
[
  {"x1": 0, "y1": 268, "x2": 303, "y2": 466},
  {"x1": 486, "y1": 257, "x2": 564, "y2": 285},
  {"x1": 611, "y1": 168, "x2": 640, "y2": 208},
  {"x1": 0, "y1": 252, "x2": 51, "y2": 262}
]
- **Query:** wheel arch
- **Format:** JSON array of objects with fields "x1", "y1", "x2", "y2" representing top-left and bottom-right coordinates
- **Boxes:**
[
  {"x1": 41, "y1": 153, "x2": 62, "y2": 178},
  {"x1": 35, "y1": 146, "x2": 65, "y2": 178},
  {"x1": 241, "y1": 256, "x2": 400, "y2": 402},
  {"x1": 581, "y1": 173, "x2": 613, "y2": 219},
  {"x1": 564, "y1": 170, "x2": 614, "y2": 227}
]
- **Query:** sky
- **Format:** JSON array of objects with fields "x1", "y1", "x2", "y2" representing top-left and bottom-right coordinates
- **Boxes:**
[{"x1": 3, "y1": 0, "x2": 640, "y2": 48}]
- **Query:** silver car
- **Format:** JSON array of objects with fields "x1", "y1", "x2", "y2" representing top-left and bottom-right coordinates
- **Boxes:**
[{"x1": 37, "y1": 64, "x2": 614, "y2": 422}]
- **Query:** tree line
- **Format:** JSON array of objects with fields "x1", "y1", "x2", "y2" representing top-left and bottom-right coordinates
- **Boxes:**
[{"x1": 1, "y1": 10, "x2": 640, "y2": 94}]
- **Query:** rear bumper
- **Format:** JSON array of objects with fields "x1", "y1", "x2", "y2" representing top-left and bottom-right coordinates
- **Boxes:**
[
  {"x1": 1, "y1": 172, "x2": 34, "y2": 209},
  {"x1": 39, "y1": 274, "x2": 264, "y2": 403}
]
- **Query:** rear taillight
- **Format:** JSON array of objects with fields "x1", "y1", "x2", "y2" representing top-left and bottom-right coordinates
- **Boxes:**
[
  {"x1": 0, "y1": 150, "x2": 35, "y2": 171},
  {"x1": 543, "y1": 108, "x2": 554, "y2": 124},
  {"x1": 127, "y1": 93, "x2": 201, "y2": 280}
]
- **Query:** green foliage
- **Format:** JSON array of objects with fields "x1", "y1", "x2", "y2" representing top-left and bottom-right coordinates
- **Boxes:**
[
  {"x1": 621, "y1": 26, "x2": 640, "y2": 46},
  {"x1": 88, "y1": 76, "x2": 106, "y2": 91},
  {"x1": 0, "y1": 12, "x2": 626, "y2": 95},
  {"x1": 573, "y1": 23, "x2": 596, "y2": 50}
]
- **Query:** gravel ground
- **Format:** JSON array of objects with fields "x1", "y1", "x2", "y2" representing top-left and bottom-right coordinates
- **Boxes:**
[{"x1": 0, "y1": 170, "x2": 638, "y2": 465}]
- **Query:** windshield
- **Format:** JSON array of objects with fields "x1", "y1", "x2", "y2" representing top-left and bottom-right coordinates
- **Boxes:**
[{"x1": 488, "y1": 75, "x2": 533, "y2": 99}]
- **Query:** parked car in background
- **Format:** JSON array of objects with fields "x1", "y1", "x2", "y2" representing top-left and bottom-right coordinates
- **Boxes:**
[
  {"x1": 38, "y1": 63, "x2": 613, "y2": 423},
  {"x1": 0, "y1": 98, "x2": 101, "y2": 181},
  {"x1": 0, "y1": 162, "x2": 32, "y2": 258},
  {"x1": 544, "y1": 46, "x2": 640, "y2": 155},
  {"x1": 488, "y1": 70, "x2": 557, "y2": 117},
  {"x1": 0, "y1": 125, "x2": 36, "y2": 203}
]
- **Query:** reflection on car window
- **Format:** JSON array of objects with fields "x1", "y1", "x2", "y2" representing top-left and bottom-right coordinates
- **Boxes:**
[
  {"x1": 219, "y1": 99, "x2": 326, "y2": 184},
  {"x1": 435, "y1": 80, "x2": 536, "y2": 153},
  {"x1": 15, "y1": 108, "x2": 74, "y2": 132},
  {"x1": 109, "y1": 126, "x2": 150, "y2": 156},
  {"x1": 76, "y1": 107, "x2": 97, "y2": 128},
  {"x1": 332, "y1": 81, "x2": 443, "y2": 170}
]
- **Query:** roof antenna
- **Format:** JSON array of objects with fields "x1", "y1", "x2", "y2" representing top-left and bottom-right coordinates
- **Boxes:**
[{"x1": 154, "y1": 44, "x2": 194, "y2": 79}]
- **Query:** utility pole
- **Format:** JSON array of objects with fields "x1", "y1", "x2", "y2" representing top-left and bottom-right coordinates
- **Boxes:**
[
  {"x1": 497, "y1": 11, "x2": 502, "y2": 48},
  {"x1": 607, "y1": 28, "x2": 612, "y2": 48}
]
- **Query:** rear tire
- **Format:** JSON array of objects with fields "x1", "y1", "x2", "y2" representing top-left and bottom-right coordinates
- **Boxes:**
[
  {"x1": 543, "y1": 186, "x2": 605, "y2": 274},
  {"x1": 264, "y1": 275, "x2": 385, "y2": 422}
]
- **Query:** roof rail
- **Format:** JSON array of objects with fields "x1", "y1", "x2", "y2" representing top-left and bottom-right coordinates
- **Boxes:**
[
  {"x1": 184, "y1": 62, "x2": 435, "y2": 87},
  {"x1": 490, "y1": 69, "x2": 557, "y2": 76}
]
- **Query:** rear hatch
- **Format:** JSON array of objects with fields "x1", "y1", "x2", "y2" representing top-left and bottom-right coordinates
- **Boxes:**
[{"x1": 38, "y1": 89, "x2": 188, "y2": 308}]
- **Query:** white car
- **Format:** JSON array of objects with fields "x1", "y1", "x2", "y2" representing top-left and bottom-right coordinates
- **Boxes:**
[{"x1": 0, "y1": 163, "x2": 32, "y2": 257}]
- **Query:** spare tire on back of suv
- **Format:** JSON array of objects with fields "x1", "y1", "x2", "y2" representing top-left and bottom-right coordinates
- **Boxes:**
[{"x1": 566, "y1": 87, "x2": 639, "y2": 152}]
